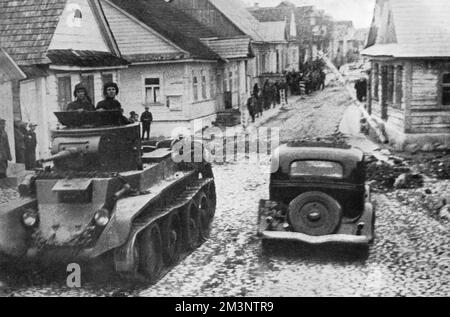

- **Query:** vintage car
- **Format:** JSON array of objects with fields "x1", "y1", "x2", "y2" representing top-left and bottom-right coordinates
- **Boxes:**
[{"x1": 257, "y1": 142, "x2": 375, "y2": 246}]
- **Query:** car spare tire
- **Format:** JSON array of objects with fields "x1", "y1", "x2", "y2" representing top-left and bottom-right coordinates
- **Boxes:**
[{"x1": 288, "y1": 192, "x2": 342, "y2": 236}]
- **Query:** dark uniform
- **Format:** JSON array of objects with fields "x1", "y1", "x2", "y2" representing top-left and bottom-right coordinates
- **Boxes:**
[
  {"x1": 141, "y1": 110, "x2": 153, "y2": 140},
  {"x1": 0, "y1": 119, "x2": 12, "y2": 178},
  {"x1": 14, "y1": 122, "x2": 26, "y2": 164},
  {"x1": 24, "y1": 127, "x2": 37, "y2": 170},
  {"x1": 96, "y1": 98, "x2": 123, "y2": 111}
]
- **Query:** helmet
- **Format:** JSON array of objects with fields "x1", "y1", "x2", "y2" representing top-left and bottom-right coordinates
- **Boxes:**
[
  {"x1": 103, "y1": 82, "x2": 119, "y2": 96},
  {"x1": 73, "y1": 83, "x2": 88, "y2": 98}
]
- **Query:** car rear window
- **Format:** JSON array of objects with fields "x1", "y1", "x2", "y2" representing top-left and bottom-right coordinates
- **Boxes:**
[{"x1": 290, "y1": 160, "x2": 344, "y2": 178}]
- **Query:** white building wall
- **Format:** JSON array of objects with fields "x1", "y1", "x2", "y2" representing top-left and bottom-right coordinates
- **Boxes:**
[
  {"x1": 118, "y1": 62, "x2": 218, "y2": 137},
  {"x1": 0, "y1": 81, "x2": 15, "y2": 161},
  {"x1": 49, "y1": 0, "x2": 109, "y2": 52}
]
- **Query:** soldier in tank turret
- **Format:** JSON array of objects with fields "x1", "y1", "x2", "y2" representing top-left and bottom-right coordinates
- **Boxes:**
[
  {"x1": 96, "y1": 82, "x2": 123, "y2": 112},
  {"x1": 67, "y1": 83, "x2": 95, "y2": 112}
]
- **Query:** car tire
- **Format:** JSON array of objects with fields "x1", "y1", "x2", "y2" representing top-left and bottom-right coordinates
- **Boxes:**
[{"x1": 288, "y1": 191, "x2": 342, "y2": 236}]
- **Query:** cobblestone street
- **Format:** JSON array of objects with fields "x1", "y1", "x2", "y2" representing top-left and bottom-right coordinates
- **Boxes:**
[{"x1": 1, "y1": 86, "x2": 449, "y2": 297}]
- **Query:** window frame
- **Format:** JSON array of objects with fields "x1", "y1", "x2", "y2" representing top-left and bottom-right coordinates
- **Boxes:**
[
  {"x1": 289, "y1": 160, "x2": 345, "y2": 179},
  {"x1": 57, "y1": 75, "x2": 72, "y2": 111},
  {"x1": 142, "y1": 75, "x2": 163, "y2": 106},
  {"x1": 201, "y1": 70, "x2": 207, "y2": 100},
  {"x1": 440, "y1": 72, "x2": 450, "y2": 107},
  {"x1": 373, "y1": 63, "x2": 379, "y2": 101},
  {"x1": 192, "y1": 72, "x2": 199, "y2": 102}
]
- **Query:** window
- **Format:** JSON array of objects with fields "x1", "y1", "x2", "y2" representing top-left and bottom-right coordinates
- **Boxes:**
[
  {"x1": 441, "y1": 73, "x2": 450, "y2": 106},
  {"x1": 373, "y1": 63, "x2": 379, "y2": 101},
  {"x1": 394, "y1": 66, "x2": 403, "y2": 108},
  {"x1": 201, "y1": 70, "x2": 207, "y2": 100},
  {"x1": 192, "y1": 74, "x2": 199, "y2": 102},
  {"x1": 102, "y1": 73, "x2": 113, "y2": 86},
  {"x1": 209, "y1": 69, "x2": 215, "y2": 98},
  {"x1": 387, "y1": 65, "x2": 394, "y2": 103},
  {"x1": 73, "y1": 9, "x2": 82, "y2": 27},
  {"x1": 57, "y1": 76, "x2": 72, "y2": 110},
  {"x1": 81, "y1": 74, "x2": 95, "y2": 104},
  {"x1": 290, "y1": 161, "x2": 344, "y2": 179},
  {"x1": 229, "y1": 72, "x2": 233, "y2": 92},
  {"x1": 144, "y1": 77, "x2": 161, "y2": 104},
  {"x1": 217, "y1": 71, "x2": 222, "y2": 94}
]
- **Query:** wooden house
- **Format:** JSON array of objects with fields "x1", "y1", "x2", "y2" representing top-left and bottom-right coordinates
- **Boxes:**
[
  {"x1": 249, "y1": 1, "x2": 333, "y2": 62},
  {"x1": 363, "y1": 0, "x2": 450, "y2": 149},
  {"x1": 169, "y1": 0, "x2": 298, "y2": 92},
  {"x1": 0, "y1": 0, "x2": 129, "y2": 159}
]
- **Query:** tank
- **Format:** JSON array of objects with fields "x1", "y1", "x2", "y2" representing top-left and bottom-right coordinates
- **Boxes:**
[{"x1": 0, "y1": 111, "x2": 216, "y2": 283}]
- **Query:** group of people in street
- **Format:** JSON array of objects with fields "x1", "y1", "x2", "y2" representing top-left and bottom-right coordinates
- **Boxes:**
[
  {"x1": 247, "y1": 79, "x2": 288, "y2": 123},
  {"x1": 286, "y1": 59, "x2": 327, "y2": 96},
  {"x1": 68, "y1": 82, "x2": 154, "y2": 140}
]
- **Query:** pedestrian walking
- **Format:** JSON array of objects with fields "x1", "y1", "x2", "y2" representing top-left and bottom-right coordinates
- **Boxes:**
[
  {"x1": 247, "y1": 94, "x2": 256, "y2": 123},
  {"x1": 67, "y1": 83, "x2": 95, "y2": 112},
  {"x1": 24, "y1": 123, "x2": 37, "y2": 170},
  {"x1": 262, "y1": 80, "x2": 272, "y2": 111},
  {"x1": 141, "y1": 106, "x2": 153, "y2": 140},
  {"x1": 0, "y1": 118, "x2": 12, "y2": 179},
  {"x1": 354, "y1": 77, "x2": 368, "y2": 102},
  {"x1": 14, "y1": 121, "x2": 26, "y2": 164}
]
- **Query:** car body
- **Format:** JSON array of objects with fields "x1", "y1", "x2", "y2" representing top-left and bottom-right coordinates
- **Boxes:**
[{"x1": 257, "y1": 142, "x2": 375, "y2": 246}]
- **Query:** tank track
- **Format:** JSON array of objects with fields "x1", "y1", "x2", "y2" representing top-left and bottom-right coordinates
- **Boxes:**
[{"x1": 114, "y1": 177, "x2": 215, "y2": 283}]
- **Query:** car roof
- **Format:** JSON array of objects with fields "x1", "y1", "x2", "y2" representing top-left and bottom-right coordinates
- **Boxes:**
[{"x1": 272, "y1": 144, "x2": 364, "y2": 177}]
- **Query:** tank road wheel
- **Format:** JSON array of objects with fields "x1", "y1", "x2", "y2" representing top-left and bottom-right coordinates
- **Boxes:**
[
  {"x1": 288, "y1": 192, "x2": 342, "y2": 236},
  {"x1": 197, "y1": 191, "x2": 214, "y2": 239},
  {"x1": 162, "y1": 213, "x2": 183, "y2": 265},
  {"x1": 139, "y1": 224, "x2": 164, "y2": 283},
  {"x1": 186, "y1": 202, "x2": 202, "y2": 249}
]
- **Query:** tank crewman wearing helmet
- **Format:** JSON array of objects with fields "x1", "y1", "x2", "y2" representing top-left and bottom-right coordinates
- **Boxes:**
[
  {"x1": 0, "y1": 118, "x2": 12, "y2": 179},
  {"x1": 67, "y1": 83, "x2": 95, "y2": 112},
  {"x1": 96, "y1": 82, "x2": 123, "y2": 112}
]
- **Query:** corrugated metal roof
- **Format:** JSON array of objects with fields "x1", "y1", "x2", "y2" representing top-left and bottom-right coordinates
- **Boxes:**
[
  {"x1": 209, "y1": 0, "x2": 264, "y2": 41},
  {"x1": 0, "y1": 0, "x2": 67, "y2": 66},
  {"x1": 258, "y1": 21, "x2": 287, "y2": 43},
  {"x1": 363, "y1": 0, "x2": 450, "y2": 57},
  {"x1": 202, "y1": 37, "x2": 252, "y2": 59},
  {"x1": 108, "y1": 0, "x2": 220, "y2": 61}
]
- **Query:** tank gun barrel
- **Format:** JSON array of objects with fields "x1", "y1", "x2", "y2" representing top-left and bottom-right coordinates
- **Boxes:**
[{"x1": 40, "y1": 147, "x2": 82, "y2": 164}]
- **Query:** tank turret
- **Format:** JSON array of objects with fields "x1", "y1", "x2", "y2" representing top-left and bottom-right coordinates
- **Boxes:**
[{"x1": 46, "y1": 111, "x2": 142, "y2": 172}]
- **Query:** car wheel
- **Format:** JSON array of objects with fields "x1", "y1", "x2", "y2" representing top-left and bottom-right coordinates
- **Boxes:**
[{"x1": 288, "y1": 191, "x2": 342, "y2": 236}]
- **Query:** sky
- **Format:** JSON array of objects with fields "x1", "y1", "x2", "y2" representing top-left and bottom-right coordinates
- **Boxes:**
[{"x1": 243, "y1": 0, "x2": 376, "y2": 28}]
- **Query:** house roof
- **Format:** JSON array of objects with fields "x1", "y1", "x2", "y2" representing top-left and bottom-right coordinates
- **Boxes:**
[
  {"x1": 0, "y1": 48, "x2": 26, "y2": 82},
  {"x1": 108, "y1": 0, "x2": 220, "y2": 61},
  {"x1": 363, "y1": 0, "x2": 450, "y2": 58},
  {"x1": 209, "y1": 0, "x2": 264, "y2": 41},
  {"x1": 201, "y1": 37, "x2": 253, "y2": 60},
  {"x1": 47, "y1": 49, "x2": 129, "y2": 68},
  {"x1": 0, "y1": 0, "x2": 67, "y2": 66},
  {"x1": 258, "y1": 21, "x2": 287, "y2": 43}
]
